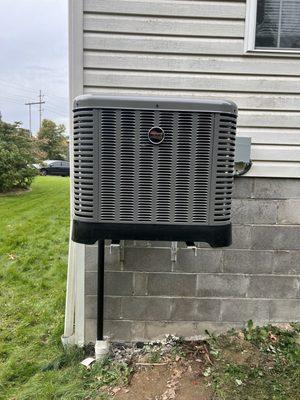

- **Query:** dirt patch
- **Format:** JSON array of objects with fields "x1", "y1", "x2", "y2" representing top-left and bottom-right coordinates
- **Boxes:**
[
  {"x1": 175, "y1": 361, "x2": 213, "y2": 400},
  {"x1": 115, "y1": 361, "x2": 213, "y2": 400},
  {"x1": 112, "y1": 340, "x2": 215, "y2": 400},
  {"x1": 115, "y1": 364, "x2": 171, "y2": 399}
]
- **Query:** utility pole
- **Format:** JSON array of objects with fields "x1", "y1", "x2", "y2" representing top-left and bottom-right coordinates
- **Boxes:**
[
  {"x1": 25, "y1": 90, "x2": 45, "y2": 135},
  {"x1": 24, "y1": 102, "x2": 33, "y2": 135},
  {"x1": 38, "y1": 90, "x2": 45, "y2": 130}
]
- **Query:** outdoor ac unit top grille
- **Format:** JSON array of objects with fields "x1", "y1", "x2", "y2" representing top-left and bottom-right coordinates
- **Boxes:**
[{"x1": 71, "y1": 95, "x2": 237, "y2": 246}]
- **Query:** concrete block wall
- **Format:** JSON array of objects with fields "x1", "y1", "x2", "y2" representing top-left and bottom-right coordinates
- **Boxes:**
[{"x1": 84, "y1": 178, "x2": 300, "y2": 342}]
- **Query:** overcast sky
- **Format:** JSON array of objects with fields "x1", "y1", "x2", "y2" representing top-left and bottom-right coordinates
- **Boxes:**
[{"x1": 0, "y1": 0, "x2": 68, "y2": 133}]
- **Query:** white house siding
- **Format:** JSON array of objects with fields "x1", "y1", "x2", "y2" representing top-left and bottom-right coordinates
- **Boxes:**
[{"x1": 77, "y1": 0, "x2": 300, "y2": 178}]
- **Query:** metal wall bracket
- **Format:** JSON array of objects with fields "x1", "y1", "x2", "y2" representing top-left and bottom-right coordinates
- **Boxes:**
[
  {"x1": 109, "y1": 240, "x2": 124, "y2": 266},
  {"x1": 119, "y1": 240, "x2": 125, "y2": 264},
  {"x1": 187, "y1": 244, "x2": 197, "y2": 257},
  {"x1": 171, "y1": 241, "x2": 178, "y2": 262},
  {"x1": 109, "y1": 240, "x2": 120, "y2": 254}
]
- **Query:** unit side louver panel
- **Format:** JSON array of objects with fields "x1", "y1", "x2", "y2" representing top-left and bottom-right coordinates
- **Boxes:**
[
  {"x1": 213, "y1": 113, "x2": 237, "y2": 223},
  {"x1": 174, "y1": 112, "x2": 193, "y2": 223},
  {"x1": 73, "y1": 110, "x2": 94, "y2": 219},
  {"x1": 100, "y1": 109, "x2": 117, "y2": 221},
  {"x1": 156, "y1": 112, "x2": 173, "y2": 223},
  {"x1": 120, "y1": 110, "x2": 136, "y2": 222},
  {"x1": 193, "y1": 113, "x2": 213, "y2": 223},
  {"x1": 138, "y1": 111, "x2": 154, "y2": 222}
]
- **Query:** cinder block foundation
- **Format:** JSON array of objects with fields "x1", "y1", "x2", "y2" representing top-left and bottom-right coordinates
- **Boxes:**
[{"x1": 84, "y1": 178, "x2": 300, "y2": 342}]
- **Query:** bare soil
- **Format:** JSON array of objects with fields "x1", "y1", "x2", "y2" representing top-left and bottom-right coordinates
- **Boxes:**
[
  {"x1": 114, "y1": 341, "x2": 214, "y2": 400},
  {"x1": 115, "y1": 361, "x2": 213, "y2": 400}
]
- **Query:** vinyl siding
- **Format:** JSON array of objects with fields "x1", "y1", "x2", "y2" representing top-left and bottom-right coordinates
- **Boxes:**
[{"x1": 78, "y1": 0, "x2": 300, "y2": 178}]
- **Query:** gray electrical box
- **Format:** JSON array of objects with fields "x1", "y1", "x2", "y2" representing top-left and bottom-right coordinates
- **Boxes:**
[
  {"x1": 235, "y1": 137, "x2": 251, "y2": 163},
  {"x1": 71, "y1": 95, "x2": 238, "y2": 247}
]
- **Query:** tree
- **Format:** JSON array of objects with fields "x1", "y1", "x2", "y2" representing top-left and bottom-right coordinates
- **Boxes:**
[
  {"x1": 37, "y1": 119, "x2": 68, "y2": 160},
  {"x1": 0, "y1": 120, "x2": 37, "y2": 192}
]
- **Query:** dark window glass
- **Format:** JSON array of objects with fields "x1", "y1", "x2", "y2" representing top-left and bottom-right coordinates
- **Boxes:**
[{"x1": 255, "y1": 0, "x2": 300, "y2": 49}]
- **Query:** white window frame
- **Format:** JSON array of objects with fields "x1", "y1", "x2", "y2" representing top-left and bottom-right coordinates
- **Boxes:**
[{"x1": 244, "y1": 0, "x2": 300, "y2": 54}]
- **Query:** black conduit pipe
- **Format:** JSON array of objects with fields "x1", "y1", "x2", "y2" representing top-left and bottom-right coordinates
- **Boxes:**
[{"x1": 97, "y1": 240, "x2": 105, "y2": 341}]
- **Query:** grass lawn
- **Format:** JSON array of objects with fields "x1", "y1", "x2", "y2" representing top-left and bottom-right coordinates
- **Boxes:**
[
  {"x1": 0, "y1": 177, "x2": 81, "y2": 399},
  {"x1": 0, "y1": 177, "x2": 299, "y2": 399},
  {"x1": 0, "y1": 177, "x2": 128, "y2": 400}
]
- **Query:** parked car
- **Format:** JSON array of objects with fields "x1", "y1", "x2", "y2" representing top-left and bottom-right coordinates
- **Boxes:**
[{"x1": 35, "y1": 160, "x2": 70, "y2": 176}]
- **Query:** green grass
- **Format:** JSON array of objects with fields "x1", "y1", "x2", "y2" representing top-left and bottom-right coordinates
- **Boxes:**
[
  {"x1": 0, "y1": 177, "x2": 71, "y2": 398},
  {"x1": 0, "y1": 177, "x2": 131, "y2": 400}
]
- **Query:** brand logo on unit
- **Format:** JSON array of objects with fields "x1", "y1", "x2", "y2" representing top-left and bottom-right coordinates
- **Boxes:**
[{"x1": 148, "y1": 126, "x2": 165, "y2": 144}]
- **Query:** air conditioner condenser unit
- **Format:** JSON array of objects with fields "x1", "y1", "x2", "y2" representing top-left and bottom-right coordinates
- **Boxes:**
[{"x1": 71, "y1": 95, "x2": 237, "y2": 248}]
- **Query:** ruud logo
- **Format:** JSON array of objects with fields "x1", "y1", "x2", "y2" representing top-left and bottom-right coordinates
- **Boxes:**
[{"x1": 148, "y1": 126, "x2": 165, "y2": 144}]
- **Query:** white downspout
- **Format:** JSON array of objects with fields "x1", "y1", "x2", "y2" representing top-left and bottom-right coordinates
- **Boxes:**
[
  {"x1": 74, "y1": 242, "x2": 86, "y2": 346},
  {"x1": 62, "y1": 232, "x2": 86, "y2": 346},
  {"x1": 62, "y1": 233, "x2": 76, "y2": 345}
]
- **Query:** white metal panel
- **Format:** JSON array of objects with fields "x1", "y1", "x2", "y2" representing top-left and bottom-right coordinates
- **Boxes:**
[
  {"x1": 246, "y1": 162, "x2": 300, "y2": 177},
  {"x1": 84, "y1": 69, "x2": 300, "y2": 94},
  {"x1": 251, "y1": 145, "x2": 300, "y2": 161},
  {"x1": 84, "y1": 51, "x2": 300, "y2": 76},
  {"x1": 238, "y1": 111, "x2": 300, "y2": 129},
  {"x1": 238, "y1": 130, "x2": 300, "y2": 145},
  {"x1": 84, "y1": 33, "x2": 244, "y2": 55},
  {"x1": 84, "y1": 0, "x2": 246, "y2": 19},
  {"x1": 84, "y1": 14, "x2": 244, "y2": 38}
]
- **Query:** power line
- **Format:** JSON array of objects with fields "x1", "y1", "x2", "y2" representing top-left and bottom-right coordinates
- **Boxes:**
[
  {"x1": 45, "y1": 103, "x2": 68, "y2": 114},
  {"x1": 0, "y1": 96, "x2": 25, "y2": 105},
  {"x1": 0, "y1": 80, "x2": 68, "y2": 101},
  {"x1": 44, "y1": 107, "x2": 67, "y2": 118},
  {"x1": 0, "y1": 80, "x2": 38, "y2": 95},
  {"x1": 0, "y1": 92, "x2": 29, "y2": 102},
  {"x1": 45, "y1": 101, "x2": 68, "y2": 113},
  {"x1": 0, "y1": 83, "x2": 68, "y2": 112}
]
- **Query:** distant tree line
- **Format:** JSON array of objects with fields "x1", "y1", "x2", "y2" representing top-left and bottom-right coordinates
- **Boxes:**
[{"x1": 0, "y1": 118, "x2": 68, "y2": 193}]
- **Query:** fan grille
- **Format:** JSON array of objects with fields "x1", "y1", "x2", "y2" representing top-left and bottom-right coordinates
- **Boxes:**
[{"x1": 73, "y1": 108, "x2": 237, "y2": 225}]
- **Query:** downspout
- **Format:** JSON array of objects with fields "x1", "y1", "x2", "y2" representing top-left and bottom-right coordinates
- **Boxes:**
[{"x1": 61, "y1": 231, "x2": 76, "y2": 346}]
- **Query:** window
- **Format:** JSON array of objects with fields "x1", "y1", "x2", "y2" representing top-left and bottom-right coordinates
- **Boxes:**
[
  {"x1": 245, "y1": 0, "x2": 300, "y2": 52},
  {"x1": 51, "y1": 162, "x2": 61, "y2": 167}
]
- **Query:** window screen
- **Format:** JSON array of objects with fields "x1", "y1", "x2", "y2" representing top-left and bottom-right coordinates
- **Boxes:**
[{"x1": 255, "y1": 0, "x2": 300, "y2": 49}]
